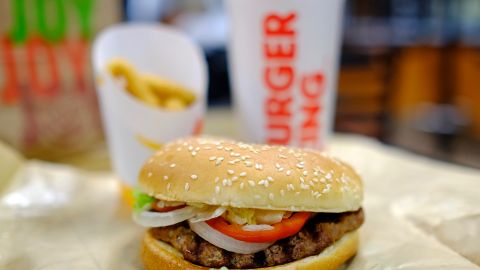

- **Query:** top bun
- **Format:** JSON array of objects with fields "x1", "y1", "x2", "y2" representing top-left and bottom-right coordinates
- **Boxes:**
[{"x1": 139, "y1": 137, "x2": 363, "y2": 212}]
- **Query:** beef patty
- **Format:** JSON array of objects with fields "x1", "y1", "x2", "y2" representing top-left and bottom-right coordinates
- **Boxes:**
[{"x1": 150, "y1": 208, "x2": 364, "y2": 269}]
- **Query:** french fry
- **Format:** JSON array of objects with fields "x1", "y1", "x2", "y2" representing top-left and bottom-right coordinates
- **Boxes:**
[
  {"x1": 164, "y1": 97, "x2": 186, "y2": 111},
  {"x1": 107, "y1": 58, "x2": 197, "y2": 110},
  {"x1": 107, "y1": 59, "x2": 160, "y2": 106},
  {"x1": 142, "y1": 74, "x2": 196, "y2": 105},
  {"x1": 135, "y1": 134, "x2": 164, "y2": 151}
]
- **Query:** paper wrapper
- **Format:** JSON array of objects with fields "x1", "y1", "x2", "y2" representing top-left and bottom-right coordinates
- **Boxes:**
[
  {"x1": 92, "y1": 23, "x2": 207, "y2": 186},
  {"x1": 0, "y1": 135, "x2": 479, "y2": 269}
]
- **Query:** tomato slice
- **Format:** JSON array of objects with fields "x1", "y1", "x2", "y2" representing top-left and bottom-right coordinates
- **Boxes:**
[
  {"x1": 206, "y1": 212, "x2": 311, "y2": 243},
  {"x1": 151, "y1": 202, "x2": 185, "y2": 213}
]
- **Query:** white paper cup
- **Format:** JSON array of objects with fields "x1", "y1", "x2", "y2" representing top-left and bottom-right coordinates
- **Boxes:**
[
  {"x1": 92, "y1": 23, "x2": 207, "y2": 186},
  {"x1": 226, "y1": 0, "x2": 345, "y2": 149}
]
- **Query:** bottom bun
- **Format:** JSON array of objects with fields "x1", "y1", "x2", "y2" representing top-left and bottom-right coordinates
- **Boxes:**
[{"x1": 141, "y1": 229, "x2": 359, "y2": 270}]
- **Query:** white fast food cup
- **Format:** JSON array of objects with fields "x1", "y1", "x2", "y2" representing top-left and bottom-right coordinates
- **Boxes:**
[
  {"x1": 92, "y1": 23, "x2": 207, "y2": 186},
  {"x1": 226, "y1": 0, "x2": 345, "y2": 149}
]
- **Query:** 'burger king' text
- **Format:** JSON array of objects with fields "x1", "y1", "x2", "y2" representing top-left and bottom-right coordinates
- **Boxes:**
[{"x1": 263, "y1": 12, "x2": 325, "y2": 148}]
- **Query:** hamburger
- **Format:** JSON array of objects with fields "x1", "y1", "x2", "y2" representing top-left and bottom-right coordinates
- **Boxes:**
[{"x1": 133, "y1": 137, "x2": 364, "y2": 270}]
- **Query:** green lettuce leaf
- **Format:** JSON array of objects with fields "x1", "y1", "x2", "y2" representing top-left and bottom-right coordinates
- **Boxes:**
[{"x1": 133, "y1": 189, "x2": 155, "y2": 213}]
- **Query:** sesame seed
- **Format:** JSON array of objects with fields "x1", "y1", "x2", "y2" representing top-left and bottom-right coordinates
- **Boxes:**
[
  {"x1": 320, "y1": 178, "x2": 326, "y2": 183},
  {"x1": 303, "y1": 171, "x2": 308, "y2": 176},
  {"x1": 195, "y1": 147, "x2": 200, "y2": 151},
  {"x1": 325, "y1": 173, "x2": 332, "y2": 179},
  {"x1": 280, "y1": 190, "x2": 285, "y2": 196},
  {"x1": 248, "y1": 180, "x2": 256, "y2": 187},
  {"x1": 269, "y1": 193, "x2": 275, "y2": 200},
  {"x1": 258, "y1": 180, "x2": 269, "y2": 187},
  {"x1": 163, "y1": 175, "x2": 169, "y2": 180},
  {"x1": 184, "y1": 183, "x2": 190, "y2": 191},
  {"x1": 232, "y1": 176, "x2": 238, "y2": 181},
  {"x1": 209, "y1": 156, "x2": 217, "y2": 161},
  {"x1": 275, "y1": 163, "x2": 281, "y2": 169},
  {"x1": 191, "y1": 151, "x2": 197, "y2": 156},
  {"x1": 255, "y1": 163, "x2": 263, "y2": 170},
  {"x1": 279, "y1": 154, "x2": 287, "y2": 159},
  {"x1": 240, "y1": 183, "x2": 245, "y2": 189},
  {"x1": 245, "y1": 161, "x2": 253, "y2": 167},
  {"x1": 286, "y1": 170, "x2": 292, "y2": 176},
  {"x1": 170, "y1": 163, "x2": 176, "y2": 168},
  {"x1": 227, "y1": 169, "x2": 235, "y2": 175},
  {"x1": 214, "y1": 177, "x2": 220, "y2": 183},
  {"x1": 312, "y1": 178, "x2": 319, "y2": 183},
  {"x1": 239, "y1": 172, "x2": 247, "y2": 177},
  {"x1": 217, "y1": 145, "x2": 224, "y2": 150},
  {"x1": 309, "y1": 181, "x2": 315, "y2": 186},
  {"x1": 287, "y1": 184, "x2": 295, "y2": 191},
  {"x1": 147, "y1": 172, "x2": 153, "y2": 177},
  {"x1": 188, "y1": 146, "x2": 193, "y2": 151},
  {"x1": 215, "y1": 186, "x2": 220, "y2": 194},
  {"x1": 203, "y1": 146, "x2": 212, "y2": 150},
  {"x1": 300, "y1": 183, "x2": 310, "y2": 190},
  {"x1": 176, "y1": 147, "x2": 182, "y2": 151},
  {"x1": 267, "y1": 176, "x2": 274, "y2": 182},
  {"x1": 296, "y1": 163, "x2": 304, "y2": 169},
  {"x1": 225, "y1": 147, "x2": 232, "y2": 151},
  {"x1": 191, "y1": 174, "x2": 198, "y2": 180},
  {"x1": 215, "y1": 157, "x2": 224, "y2": 166},
  {"x1": 300, "y1": 177, "x2": 305, "y2": 183},
  {"x1": 278, "y1": 167, "x2": 284, "y2": 172}
]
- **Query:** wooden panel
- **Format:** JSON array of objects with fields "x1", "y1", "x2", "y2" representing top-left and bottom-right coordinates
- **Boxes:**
[
  {"x1": 453, "y1": 47, "x2": 480, "y2": 137},
  {"x1": 390, "y1": 47, "x2": 441, "y2": 118}
]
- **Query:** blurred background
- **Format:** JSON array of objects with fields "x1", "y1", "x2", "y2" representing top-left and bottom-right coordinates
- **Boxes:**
[{"x1": 1, "y1": 0, "x2": 479, "y2": 168}]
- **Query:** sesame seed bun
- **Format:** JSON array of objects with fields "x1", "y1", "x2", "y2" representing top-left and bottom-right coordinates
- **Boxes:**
[
  {"x1": 141, "y1": 229, "x2": 359, "y2": 270},
  {"x1": 139, "y1": 137, "x2": 363, "y2": 212}
]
